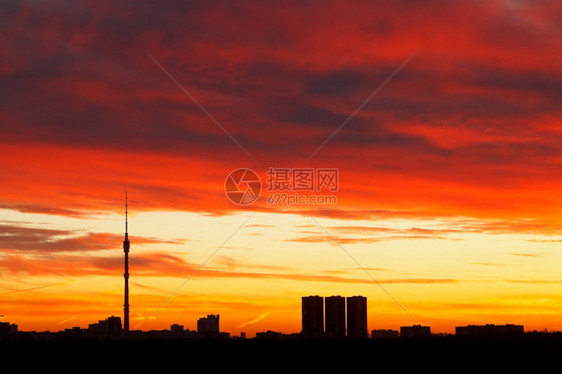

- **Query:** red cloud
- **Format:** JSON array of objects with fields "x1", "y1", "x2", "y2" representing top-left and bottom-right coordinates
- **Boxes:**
[{"x1": 1, "y1": 0, "x2": 561, "y2": 221}]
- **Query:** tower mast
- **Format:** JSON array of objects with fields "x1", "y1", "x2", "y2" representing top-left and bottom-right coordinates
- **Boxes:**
[{"x1": 123, "y1": 189, "x2": 130, "y2": 335}]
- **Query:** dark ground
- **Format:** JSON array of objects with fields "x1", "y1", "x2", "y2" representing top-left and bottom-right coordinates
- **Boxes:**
[{"x1": 2, "y1": 333, "x2": 561, "y2": 370}]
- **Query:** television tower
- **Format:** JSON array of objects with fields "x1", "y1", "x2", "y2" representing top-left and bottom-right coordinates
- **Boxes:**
[{"x1": 123, "y1": 190, "x2": 130, "y2": 334}]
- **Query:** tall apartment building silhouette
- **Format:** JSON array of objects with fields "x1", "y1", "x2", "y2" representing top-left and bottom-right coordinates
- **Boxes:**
[
  {"x1": 301, "y1": 295, "x2": 368, "y2": 338},
  {"x1": 325, "y1": 296, "x2": 346, "y2": 338},
  {"x1": 301, "y1": 295, "x2": 324, "y2": 334},
  {"x1": 346, "y1": 296, "x2": 367, "y2": 338}
]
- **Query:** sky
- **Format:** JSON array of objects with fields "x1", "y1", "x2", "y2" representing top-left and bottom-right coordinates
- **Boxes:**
[{"x1": 1, "y1": 0, "x2": 562, "y2": 336}]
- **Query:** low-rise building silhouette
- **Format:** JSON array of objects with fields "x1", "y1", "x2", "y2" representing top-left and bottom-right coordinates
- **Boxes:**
[
  {"x1": 0, "y1": 321, "x2": 18, "y2": 341},
  {"x1": 87, "y1": 316, "x2": 122, "y2": 340},
  {"x1": 372, "y1": 329, "x2": 399, "y2": 339},
  {"x1": 170, "y1": 324, "x2": 185, "y2": 337},
  {"x1": 197, "y1": 314, "x2": 219, "y2": 333},
  {"x1": 196, "y1": 314, "x2": 229, "y2": 339},
  {"x1": 256, "y1": 330, "x2": 284, "y2": 340},
  {"x1": 400, "y1": 325, "x2": 431, "y2": 338},
  {"x1": 456, "y1": 324, "x2": 524, "y2": 336},
  {"x1": 0, "y1": 321, "x2": 18, "y2": 335}
]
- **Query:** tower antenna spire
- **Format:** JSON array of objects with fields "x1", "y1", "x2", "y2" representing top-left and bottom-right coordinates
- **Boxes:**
[
  {"x1": 125, "y1": 188, "x2": 128, "y2": 235},
  {"x1": 123, "y1": 188, "x2": 130, "y2": 336}
]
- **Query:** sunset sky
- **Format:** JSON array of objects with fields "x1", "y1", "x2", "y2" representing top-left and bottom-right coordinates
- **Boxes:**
[{"x1": 1, "y1": 0, "x2": 562, "y2": 336}]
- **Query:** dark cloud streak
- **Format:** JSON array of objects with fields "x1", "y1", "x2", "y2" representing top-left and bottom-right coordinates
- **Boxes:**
[{"x1": 0, "y1": 224, "x2": 184, "y2": 253}]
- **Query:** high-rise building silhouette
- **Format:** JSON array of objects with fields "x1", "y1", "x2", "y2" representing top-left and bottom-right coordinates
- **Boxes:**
[
  {"x1": 346, "y1": 296, "x2": 367, "y2": 338},
  {"x1": 325, "y1": 296, "x2": 346, "y2": 338},
  {"x1": 302, "y1": 295, "x2": 324, "y2": 334},
  {"x1": 123, "y1": 191, "x2": 130, "y2": 334}
]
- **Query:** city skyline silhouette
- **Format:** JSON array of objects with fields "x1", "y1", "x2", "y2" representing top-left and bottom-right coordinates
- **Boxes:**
[{"x1": 0, "y1": 200, "x2": 539, "y2": 342}]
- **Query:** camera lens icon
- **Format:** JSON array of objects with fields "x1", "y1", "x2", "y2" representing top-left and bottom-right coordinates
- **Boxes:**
[{"x1": 224, "y1": 168, "x2": 261, "y2": 205}]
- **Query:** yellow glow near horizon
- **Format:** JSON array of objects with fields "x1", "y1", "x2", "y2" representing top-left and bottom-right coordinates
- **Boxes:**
[{"x1": 1, "y1": 208, "x2": 562, "y2": 336}]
